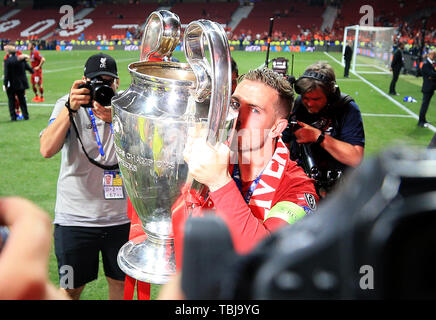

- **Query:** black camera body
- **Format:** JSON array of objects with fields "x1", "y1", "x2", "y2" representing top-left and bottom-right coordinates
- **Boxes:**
[
  {"x1": 284, "y1": 119, "x2": 343, "y2": 198},
  {"x1": 271, "y1": 57, "x2": 296, "y2": 86},
  {"x1": 78, "y1": 78, "x2": 115, "y2": 108}
]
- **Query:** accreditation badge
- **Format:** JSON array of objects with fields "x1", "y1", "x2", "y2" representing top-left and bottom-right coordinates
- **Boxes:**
[{"x1": 103, "y1": 170, "x2": 125, "y2": 200}]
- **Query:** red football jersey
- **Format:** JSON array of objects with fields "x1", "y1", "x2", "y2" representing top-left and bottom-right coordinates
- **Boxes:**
[{"x1": 30, "y1": 49, "x2": 42, "y2": 69}]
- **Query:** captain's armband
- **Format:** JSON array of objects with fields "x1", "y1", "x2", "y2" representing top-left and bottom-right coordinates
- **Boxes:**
[{"x1": 264, "y1": 201, "x2": 307, "y2": 225}]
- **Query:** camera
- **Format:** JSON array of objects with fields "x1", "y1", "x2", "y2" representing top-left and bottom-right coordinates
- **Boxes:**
[
  {"x1": 78, "y1": 77, "x2": 115, "y2": 108},
  {"x1": 271, "y1": 57, "x2": 296, "y2": 86},
  {"x1": 181, "y1": 147, "x2": 436, "y2": 299}
]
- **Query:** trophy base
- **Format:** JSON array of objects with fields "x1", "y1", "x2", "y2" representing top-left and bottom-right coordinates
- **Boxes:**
[{"x1": 117, "y1": 235, "x2": 176, "y2": 285}]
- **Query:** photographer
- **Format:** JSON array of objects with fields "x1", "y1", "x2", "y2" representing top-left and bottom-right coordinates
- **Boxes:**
[
  {"x1": 283, "y1": 61, "x2": 365, "y2": 198},
  {"x1": 418, "y1": 50, "x2": 436, "y2": 127},
  {"x1": 39, "y1": 53, "x2": 129, "y2": 300}
]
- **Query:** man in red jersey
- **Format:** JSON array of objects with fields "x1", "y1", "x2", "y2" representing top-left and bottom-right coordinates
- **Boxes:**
[
  {"x1": 29, "y1": 42, "x2": 45, "y2": 102},
  {"x1": 172, "y1": 67, "x2": 319, "y2": 269}
]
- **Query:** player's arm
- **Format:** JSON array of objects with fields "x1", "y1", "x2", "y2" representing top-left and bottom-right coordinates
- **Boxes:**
[
  {"x1": 34, "y1": 56, "x2": 45, "y2": 71},
  {"x1": 3, "y1": 60, "x2": 9, "y2": 89},
  {"x1": 24, "y1": 61, "x2": 34, "y2": 74},
  {"x1": 40, "y1": 80, "x2": 90, "y2": 158},
  {"x1": 316, "y1": 132, "x2": 364, "y2": 167},
  {"x1": 17, "y1": 54, "x2": 29, "y2": 61}
]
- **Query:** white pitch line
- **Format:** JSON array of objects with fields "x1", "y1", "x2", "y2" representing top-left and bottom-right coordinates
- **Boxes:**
[
  {"x1": 362, "y1": 113, "x2": 414, "y2": 118},
  {"x1": 44, "y1": 57, "x2": 137, "y2": 73},
  {"x1": 44, "y1": 66, "x2": 82, "y2": 73},
  {"x1": 357, "y1": 71, "x2": 391, "y2": 75},
  {"x1": 0, "y1": 102, "x2": 53, "y2": 107},
  {"x1": 324, "y1": 52, "x2": 436, "y2": 133}
]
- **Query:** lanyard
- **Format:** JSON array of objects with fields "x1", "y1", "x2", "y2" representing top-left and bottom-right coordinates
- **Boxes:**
[
  {"x1": 232, "y1": 164, "x2": 263, "y2": 204},
  {"x1": 87, "y1": 108, "x2": 105, "y2": 157}
]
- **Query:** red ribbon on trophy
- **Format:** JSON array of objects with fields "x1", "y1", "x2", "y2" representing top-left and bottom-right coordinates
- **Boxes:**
[{"x1": 123, "y1": 198, "x2": 150, "y2": 300}]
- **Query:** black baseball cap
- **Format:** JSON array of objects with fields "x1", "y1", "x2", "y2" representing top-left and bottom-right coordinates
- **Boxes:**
[{"x1": 84, "y1": 53, "x2": 118, "y2": 79}]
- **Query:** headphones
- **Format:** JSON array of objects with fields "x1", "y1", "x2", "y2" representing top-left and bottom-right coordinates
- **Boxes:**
[{"x1": 293, "y1": 70, "x2": 341, "y2": 105}]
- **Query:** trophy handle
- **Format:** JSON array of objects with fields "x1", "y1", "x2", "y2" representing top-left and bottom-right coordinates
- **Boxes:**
[
  {"x1": 140, "y1": 10, "x2": 181, "y2": 62},
  {"x1": 184, "y1": 20, "x2": 232, "y2": 146}
]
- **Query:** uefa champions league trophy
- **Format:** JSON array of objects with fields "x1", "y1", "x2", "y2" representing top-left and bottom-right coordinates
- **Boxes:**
[{"x1": 111, "y1": 10, "x2": 235, "y2": 284}]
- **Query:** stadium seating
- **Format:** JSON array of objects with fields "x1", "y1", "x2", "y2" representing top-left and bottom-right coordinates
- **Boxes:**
[
  {"x1": 170, "y1": 2, "x2": 239, "y2": 25},
  {"x1": 0, "y1": 7, "x2": 62, "y2": 41},
  {"x1": 79, "y1": 3, "x2": 158, "y2": 42},
  {"x1": 233, "y1": 1, "x2": 324, "y2": 41}
]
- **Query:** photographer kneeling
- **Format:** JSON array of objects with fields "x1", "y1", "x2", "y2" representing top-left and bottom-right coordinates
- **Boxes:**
[
  {"x1": 283, "y1": 61, "x2": 365, "y2": 198},
  {"x1": 40, "y1": 53, "x2": 129, "y2": 300}
]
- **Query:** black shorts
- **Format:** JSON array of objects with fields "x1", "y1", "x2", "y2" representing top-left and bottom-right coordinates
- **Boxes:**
[{"x1": 54, "y1": 223, "x2": 130, "y2": 289}]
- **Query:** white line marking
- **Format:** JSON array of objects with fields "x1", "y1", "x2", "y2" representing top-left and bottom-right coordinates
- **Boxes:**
[
  {"x1": 44, "y1": 57, "x2": 137, "y2": 73},
  {"x1": 357, "y1": 71, "x2": 391, "y2": 74},
  {"x1": 0, "y1": 102, "x2": 53, "y2": 107},
  {"x1": 324, "y1": 52, "x2": 436, "y2": 133},
  {"x1": 362, "y1": 113, "x2": 414, "y2": 118}
]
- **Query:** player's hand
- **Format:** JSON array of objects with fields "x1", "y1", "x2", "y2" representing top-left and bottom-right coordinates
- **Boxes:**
[
  {"x1": 93, "y1": 102, "x2": 113, "y2": 123},
  {"x1": 69, "y1": 80, "x2": 91, "y2": 111},
  {"x1": 184, "y1": 129, "x2": 232, "y2": 192},
  {"x1": 294, "y1": 121, "x2": 322, "y2": 144},
  {"x1": 34, "y1": 66, "x2": 40, "y2": 71}
]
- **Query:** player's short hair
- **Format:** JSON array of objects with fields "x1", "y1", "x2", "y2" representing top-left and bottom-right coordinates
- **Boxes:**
[{"x1": 241, "y1": 67, "x2": 294, "y2": 119}]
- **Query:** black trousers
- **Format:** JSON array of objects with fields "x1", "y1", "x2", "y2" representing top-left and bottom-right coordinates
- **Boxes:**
[
  {"x1": 389, "y1": 68, "x2": 401, "y2": 94},
  {"x1": 7, "y1": 89, "x2": 28, "y2": 120},
  {"x1": 418, "y1": 90, "x2": 435, "y2": 123},
  {"x1": 344, "y1": 59, "x2": 351, "y2": 77}
]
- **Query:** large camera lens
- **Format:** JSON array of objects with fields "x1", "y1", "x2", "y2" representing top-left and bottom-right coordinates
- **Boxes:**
[
  {"x1": 93, "y1": 85, "x2": 115, "y2": 107},
  {"x1": 78, "y1": 78, "x2": 116, "y2": 108}
]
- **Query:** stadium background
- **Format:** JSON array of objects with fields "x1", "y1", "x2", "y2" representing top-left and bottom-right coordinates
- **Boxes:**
[{"x1": 0, "y1": 0, "x2": 435, "y2": 299}]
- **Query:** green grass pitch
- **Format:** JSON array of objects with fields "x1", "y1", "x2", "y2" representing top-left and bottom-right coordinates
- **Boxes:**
[{"x1": 0, "y1": 49, "x2": 434, "y2": 299}]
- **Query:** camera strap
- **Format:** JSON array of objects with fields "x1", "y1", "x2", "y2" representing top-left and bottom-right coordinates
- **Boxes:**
[
  {"x1": 87, "y1": 109, "x2": 105, "y2": 157},
  {"x1": 67, "y1": 107, "x2": 119, "y2": 171}
]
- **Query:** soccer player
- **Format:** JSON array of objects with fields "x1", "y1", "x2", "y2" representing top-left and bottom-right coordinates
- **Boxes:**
[
  {"x1": 29, "y1": 42, "x2": 45, "y2": 102},
  {"x1": 173, "y1": 67, "x2": 319, "y2": 266}
]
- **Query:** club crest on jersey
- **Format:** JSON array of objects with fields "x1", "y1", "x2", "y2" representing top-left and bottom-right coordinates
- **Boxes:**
[
  {"x1": 100, "y1": 57, "x2": 107, "y2": 69},
  {"x1": 304, "y1": 193, "x2": 317, "y2": 211}
]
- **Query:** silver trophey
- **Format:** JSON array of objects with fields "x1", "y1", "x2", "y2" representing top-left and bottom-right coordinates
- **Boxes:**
[{"x1": 111, "y1": 10, "x2": 235, "y2": 284}]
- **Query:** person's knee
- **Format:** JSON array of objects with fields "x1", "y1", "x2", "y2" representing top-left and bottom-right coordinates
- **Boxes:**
[
  {"x1": 106, "y1": 277, "x2": 125, "y2": 300},
  {"x1": 62, "y1": 285, "x2": 85, "y2": 300}
]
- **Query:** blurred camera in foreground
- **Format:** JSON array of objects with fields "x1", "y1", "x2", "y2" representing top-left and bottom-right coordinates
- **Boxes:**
[{"x1": 181, "y1": 146, "x2": 436, "y2": 299}]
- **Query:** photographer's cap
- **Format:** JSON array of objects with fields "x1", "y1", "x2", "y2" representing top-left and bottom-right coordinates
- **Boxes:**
[{"x1": 84, "y1": 53, "x2": 118, "y2": 79}]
